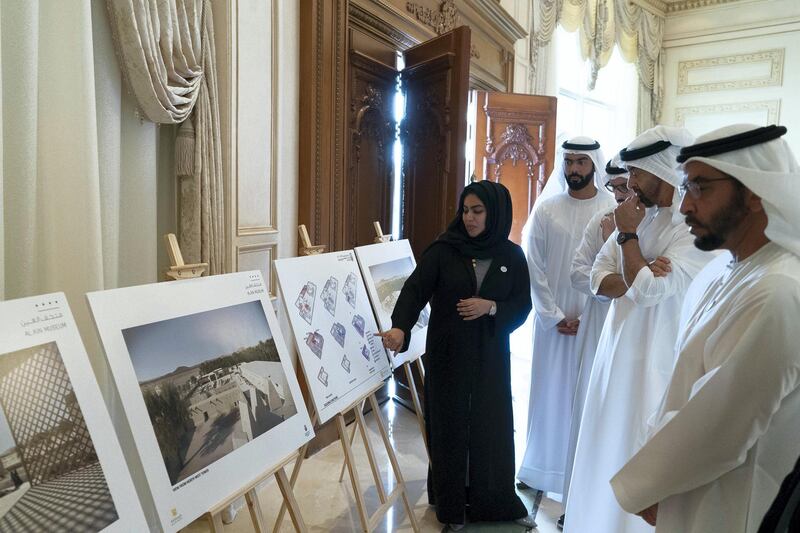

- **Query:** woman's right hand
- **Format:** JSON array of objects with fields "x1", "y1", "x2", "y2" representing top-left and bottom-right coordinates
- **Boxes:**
[{"x1": 376, "y1": 328, "x2": 405, "y2": 352}]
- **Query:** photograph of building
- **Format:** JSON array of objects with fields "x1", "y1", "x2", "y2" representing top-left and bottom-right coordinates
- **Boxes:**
[
  {"x1": 122, "y1": 301, "x2": 298, "y2": 486},
  {"x1": 0, "y1": 342, "x2": 119, "y2": 532},
  {"x1": 369, "y1": 257, "x2": 430, "y2": 331}
]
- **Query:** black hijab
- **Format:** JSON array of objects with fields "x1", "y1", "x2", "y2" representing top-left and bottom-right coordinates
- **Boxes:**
[{"x1": 433, "y1": 180, "x2": 513, "y2": 259}]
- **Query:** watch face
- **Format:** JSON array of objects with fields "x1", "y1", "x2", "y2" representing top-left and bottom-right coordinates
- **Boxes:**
[{"x1": 617, "y1": 232, "x2": 635, "y2": 245}]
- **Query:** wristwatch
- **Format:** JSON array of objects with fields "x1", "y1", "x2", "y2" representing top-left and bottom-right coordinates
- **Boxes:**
[
  {"x1": 616, "y1": 232, "x2": 639, "y2": 245},
  {"x1": 488, "y1": 301, "x2": 497, "y2": 316}
]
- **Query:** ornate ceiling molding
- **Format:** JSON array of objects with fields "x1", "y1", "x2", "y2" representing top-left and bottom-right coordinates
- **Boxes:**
[
  {"x1": 666, "y1": 0, "x2": 745, "y2": 14},
  {"x1": 349, "y1": 3, "x2": 416, "y2": 48},
  {"x1": 406, "y1": 0, "x2": 459, "y2": 35}
]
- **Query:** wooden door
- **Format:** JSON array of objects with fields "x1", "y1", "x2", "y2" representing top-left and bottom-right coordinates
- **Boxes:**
[
  {"x1": 400, "y1": 26, "x2": 471, "y2": 258},
  {"x1": 345, "y1": 49, "x2": 397, "y2": 249},
  {"x1": 472, "y1": 92, "x2": 557, "y2": 245}
]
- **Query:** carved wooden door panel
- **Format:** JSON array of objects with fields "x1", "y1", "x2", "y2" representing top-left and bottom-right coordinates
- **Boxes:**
[
  {"x1": 345, "y1": 50, "x2": 397, "y2": 249},
  {"x1": 401, "y1": 26, "x2": 471, "y2": 258},
  {"x1": 473, "y1": 92, "x2": 557, "y2": 245}
]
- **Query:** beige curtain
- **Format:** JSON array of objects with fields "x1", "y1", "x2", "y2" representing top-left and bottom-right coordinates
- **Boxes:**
[
  {"x1": 529, "y1": 0, "x2": 665, "y2": 129},
  {"x1": 106, "y1": 0, "x2": 224, "y2": 274}
]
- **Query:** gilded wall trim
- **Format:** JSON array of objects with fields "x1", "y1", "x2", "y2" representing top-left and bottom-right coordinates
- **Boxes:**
[
  {"x1": 677, "y1": 48, "x2": 784, "y2": 94},
  {"x1": 675, "y1": 99, "x2": 781, "y2": 127}
]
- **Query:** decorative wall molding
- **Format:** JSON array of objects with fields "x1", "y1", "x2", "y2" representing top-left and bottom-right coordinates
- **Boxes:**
[
  {"x1": 677, "y1": 48, "x2": 784, "y2": 94},
  {"x1": 406, "y1": 0, "x2": 459, "y2": 35},
  {"x1": 674, "y1": 99, "x2": 781, "y2": 126},
  {"x1": 349, "y1": 3, "x2": 416, "y2": 48},
  {"x1": 470, "y1": 43, "x2": 480, "y2": 59},
  {"x1": 666, "y1": 0, "x2": 745, "y2": 14},
  {"x1": 236, "y1": 243, "x2": 278, "y2": 298}
]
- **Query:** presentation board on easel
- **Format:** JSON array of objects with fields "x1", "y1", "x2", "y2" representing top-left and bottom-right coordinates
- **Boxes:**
[
  {"x1": 274, "y1": 250, "x2": 393, "y2": 424},
  {"x1": 87, "y1": 271, "x2": 314, "y2": 532},
  {"x1": 354, "y1": 239, "x2": 429, "y2": 368},
  {"x1": 0, "y1": 293, "x2": 148, "y2": 532}
]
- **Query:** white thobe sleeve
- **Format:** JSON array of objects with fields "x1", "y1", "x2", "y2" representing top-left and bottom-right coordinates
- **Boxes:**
[
  {"x1": 589, "y1": 233, "x2": 620, "y2": 296},
  {"x1": 527, "y1": 207, "x2": 565, "y2": 329},
  {"x1": 624, "y1": 229, "x2": 705, "y2": 308},
  {"x1": 610, "y1": 278, "x2": 800, "y2": 513},
  {"x1": 572, "y1": 215, "x2": 610, "y2": 302}
]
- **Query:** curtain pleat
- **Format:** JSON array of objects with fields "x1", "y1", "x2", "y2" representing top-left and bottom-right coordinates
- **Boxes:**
[
  {"x1": 530, "y1": 0, "x2": 665, "y2": 128},
  {"x1": 106, "y1": 0, "x2": 223, "y2": 273}
]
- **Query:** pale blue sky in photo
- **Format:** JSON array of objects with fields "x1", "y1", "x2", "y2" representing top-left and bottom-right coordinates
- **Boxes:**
[
  {"x1": 122, "y1": 300, "x2": 273, "y2": 383},
  {"x1": 0, "y1": 407, "x2": 13, "y2": 456}
]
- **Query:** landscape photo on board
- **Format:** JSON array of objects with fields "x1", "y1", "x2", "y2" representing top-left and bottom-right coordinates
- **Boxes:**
[
  {"x1": 368, "y1": 257, "x2": 429, "y2": 331},
  {"x1": 0, "y1": 342, "x2": 119, "y2": 532},
  {"x1": 122, "y1": 301, "x2": 298, "y2": 486}
]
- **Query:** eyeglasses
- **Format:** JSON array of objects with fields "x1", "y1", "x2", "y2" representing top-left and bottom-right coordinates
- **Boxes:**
[
  {"x1": 604, "y1": 181, "x2": 629, "y2": 194},
  {"x1": 680, "y1": 177, "x2": 737, "y2": 199}
]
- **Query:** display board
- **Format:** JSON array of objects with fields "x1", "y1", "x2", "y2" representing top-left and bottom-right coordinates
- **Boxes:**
[
  {"x1": 275, "y1": 251, "x2": 392, "y2": 423},
  {"x1": 0, "y1": 293, "x2": 147, "y2": 532},
  {"x1": 87, "y1": 272, "x2": 313, "y2": 532},
  {"x1": 354, "y1": 240, "x2": 429, "y2": 367}
]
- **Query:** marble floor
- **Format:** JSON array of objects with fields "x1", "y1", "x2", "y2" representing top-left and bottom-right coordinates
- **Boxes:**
[{"x1": 181, "y1": 317, "x2": 565, "y2": 532}]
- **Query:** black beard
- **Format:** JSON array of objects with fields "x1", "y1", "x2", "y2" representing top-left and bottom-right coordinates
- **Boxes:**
[
  {"x1": 565, "y1": 171, "x2": 594, "y2": 191},
  {"x1": 637, "y1": 191, "x2": 655, "y2": 207},
  {"x1": 686, "y1": 191, "x2": 748, "y2": 251}
]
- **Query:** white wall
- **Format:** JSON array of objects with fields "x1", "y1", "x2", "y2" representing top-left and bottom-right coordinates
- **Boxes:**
[
  {"x1": 212, "y1": 0, "x2": 300, "y2": 358},
  {"x1": 662, "y1": 0, "x2": 800, "y2": 148},
  {"x1": 499, "y1": 0, "x2": 534, "y2": 94}
]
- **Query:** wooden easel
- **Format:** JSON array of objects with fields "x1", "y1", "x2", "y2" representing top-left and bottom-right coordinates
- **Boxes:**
[
  {"x1": 274, "y1": 227, "x2": 420, "y2": 533},
  {"x1": 297, "y1": 225, "x2": 326, "y2": 255},
  {"x1": 162, "y1": 234, "x2": 308, "y2": 533},
  {"x1": 372, "y1": 221, "x2": 392, "y2": 244},
  {"x1": 205, "y1": 452, "x2": 306, "y2": 533},
  {"x1": 164, "y1": 233, "x2": 208, "y2": 279},
  {"x1": 338, "y1": 224, "x2": 430, "y2": 483}
]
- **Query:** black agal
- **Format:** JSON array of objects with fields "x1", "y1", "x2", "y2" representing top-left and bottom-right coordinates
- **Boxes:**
[
  {"x1": 677, "y1": 125, "x2": 788, "y2": 163},
  {"x1": 605, "y1": 159, "x2": 627, "y2": 175},
  {"x1": 563, "y1": 140, "x2": 600, "y2": 151},
  {"x1": 619, "y1": 140, "x2": 672, "y2": 162}
]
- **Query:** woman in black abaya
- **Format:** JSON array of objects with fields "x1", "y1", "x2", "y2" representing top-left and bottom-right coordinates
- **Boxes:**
[{"x1": 378, "y1": 181, "x2": 535, "y2": 530}]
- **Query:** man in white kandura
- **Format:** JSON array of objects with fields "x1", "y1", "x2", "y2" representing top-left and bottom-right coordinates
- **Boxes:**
[
  {"x1": 611, "y1": 123, "x2": 800, "y2": 533},
  {"x1": 564, "y1": 126, "x2": 711, "y2": 533},
  {"x1": 557, "y1": 158, "x2": 637, "y2": 528},
  {"x1": 517, "y1": 137, "x2": 615, "y2": 494}
]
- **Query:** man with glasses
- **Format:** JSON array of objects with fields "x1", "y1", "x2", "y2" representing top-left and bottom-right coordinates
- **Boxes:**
[
  {"x1": 557, "y1": 158, "x2": 639, "y2": 529},
  {"x1": 517, "y1": 137, "x2": 615, "y2": 496},
  {"x1": 611, "y1": 124, "x2": 800, "y2": 533},
  {"x1": 564, "y1": 126, "x2": 711, "y2": 533}
]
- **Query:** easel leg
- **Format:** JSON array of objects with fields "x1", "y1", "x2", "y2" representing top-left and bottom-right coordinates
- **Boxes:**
[
  {"x1": 354, "y1": 403, "x2": 388, "y2": 504},
  {"x1": 275, "y1": 467, "x2": 308, "y2": 532},
  {"x1": 415, "y1": 356, "x2": 425, "y2": 380},
  {"x1": 273, "y1": 442, "x2": 309, "y2": 533},
  {"x1": 368, "y1": 394, "x2": 420, "y2": 532},
  {"x1": 207, "y1": 511, "x2": 225, "y2": 532},
  {"x1": 336, "y1": 413, "x2": 371, "y2": 532},
  {"x1": 338, "y1": 399, "x2": 365, "y2": 482},
  {"x1": 403, "y1": 361, "x2": 430, "y2": 466},
  {"x1": 245, "y1": 488, "x2": 267, "y2": 533}
]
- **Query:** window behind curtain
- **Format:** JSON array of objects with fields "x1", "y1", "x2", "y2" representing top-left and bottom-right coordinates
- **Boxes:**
[{"x1": 554, "y1": 26, "x2": 638, "y2": 159}]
